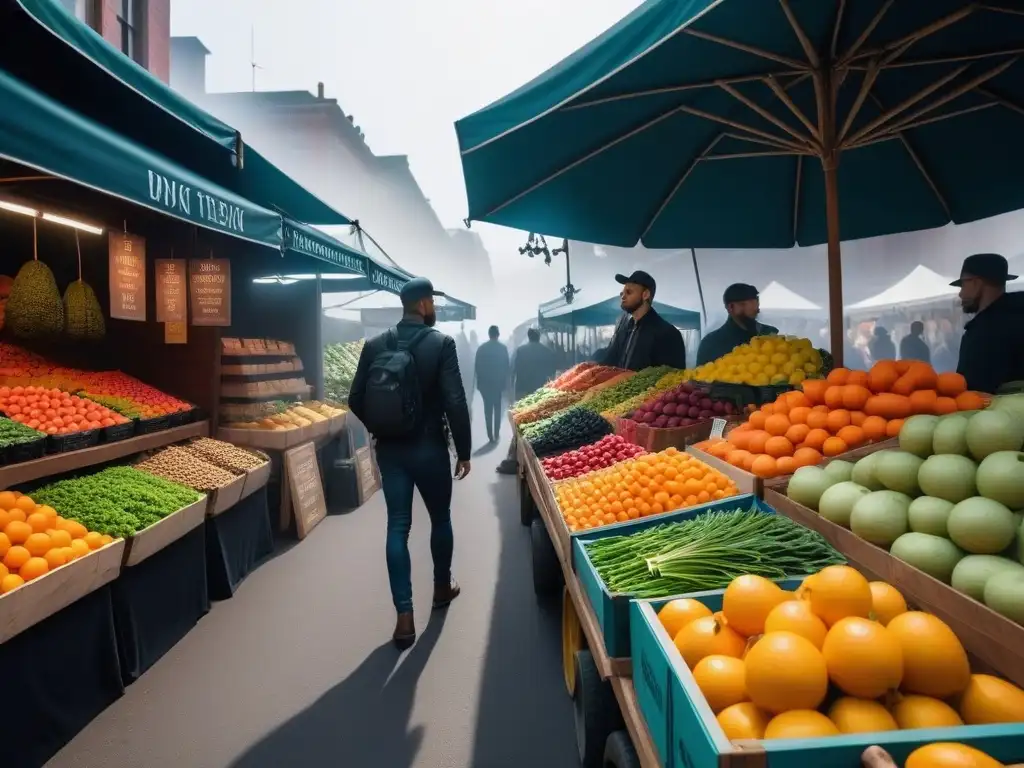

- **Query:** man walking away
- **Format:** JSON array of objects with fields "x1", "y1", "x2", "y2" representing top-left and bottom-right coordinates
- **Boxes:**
[
  {"x1": 348, "y1": 277, "x2": 471, "y2": 649},
  {"x1": 869, "y1": 325, "x2": 896, "y2": 365},
  {"x1": 475, "y1": 325, "x2": 510, "y2": 443},
  {"x1": 497, "y1": 328, "x2": 557, "y2": 475},
  {"x1": 899, "y1": 321, "x2": 931, "y2": 363}
]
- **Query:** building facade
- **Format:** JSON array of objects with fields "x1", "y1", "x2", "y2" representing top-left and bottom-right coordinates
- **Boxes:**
[{"x1": 58, "y1": 0, "x2": 171, "y2": 82}]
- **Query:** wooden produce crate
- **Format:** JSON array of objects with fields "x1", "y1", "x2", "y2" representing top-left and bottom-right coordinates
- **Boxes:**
[
  {"x1": 0, "y1": 538, "x2": 125, "y2": 644},
  {"x1": 765, "y1": 485, "x2": 1024, "y2": 691},
  {"x1": 571, "y1": 495, "x2": 772, "y2": 660},
  {"x1": 240, "y1": 460, "x2": 271, "y2": 501},
  {"x1": 123, "y1": 497, "x2": 208, "y2": 566},
  {"x1": 209, "y1": 473, "x2": 246, "y2": 516},
  {"x1": 630, "y1": 583, "x2": 1024, "y2": 768}
]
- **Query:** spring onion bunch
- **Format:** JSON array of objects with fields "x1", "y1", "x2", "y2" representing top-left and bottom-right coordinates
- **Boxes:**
[{"x1": 584, "y1": 507, "x2": 844, "y2": 598}]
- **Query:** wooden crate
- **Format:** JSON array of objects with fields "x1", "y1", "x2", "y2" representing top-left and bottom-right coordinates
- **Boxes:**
[{"x1": 123, "y1": 497, "x2": 208, "y2": 566}]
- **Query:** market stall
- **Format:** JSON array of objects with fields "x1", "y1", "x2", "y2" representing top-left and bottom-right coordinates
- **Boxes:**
[
  {"x1": 504, "y1": 347, "x2": 1024, "y2": 767},
  {"x1": 756, "y1": 281, "x2": 827, "y2": 340}
]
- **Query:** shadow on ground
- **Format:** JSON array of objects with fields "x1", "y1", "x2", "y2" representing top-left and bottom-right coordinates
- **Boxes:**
[{"x1": 229, "y1": 610, "x2": 449, "y2": 767}]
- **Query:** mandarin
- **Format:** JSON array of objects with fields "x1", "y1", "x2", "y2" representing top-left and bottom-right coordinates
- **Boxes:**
[
  {"x1": 793, "y1": 447, "x2": 823, "y2": 467},
  {"x1": 836, "y1": 425, "x2": 865, "y2": 449},
  {"x1": 0, "y1": 491, "x2": 17, "y2": 509},
  {"x1": 13, "y1": 496, "x2": 35, "y2": 513},
  {"x1": 23, "y1": 533, "x2": 52, "y2": 558},
  {"x1": 0, "y1": 532, "x2": 9, "y2": 559},
  {"x1": 803, "y1": 429, "x2": 830, "y2": 451},
  {"x1": 4, "y1": 520, "x2": 31, "y2": 545},
  {"x1": 765, "y1": 436, "x2": 795, "y2": 458},
  {"x1": 825, "y1": 410, "x2": 852, "y2": 433},
  {"x1": 785, "y1": 424, "x2": 811, "y2": 446},
  {"x1": 764, "y1": 414, "x2": 790, "y2": 437},
  {"x1": 0, "y1": 573, "x2": 24, "y2": 593},
  {"x1": 822, "y1": 437, "x2": 849, "y2": 457},
  {"x1": 19, "y1": 557, "x2": 48, "y2": 581},
  {"x1": 806, "y1": 410, "x2": 829, "y2": 430},
  {"x1": 44, "y1": 548, "x2": 67, "y2": 569},
  {"x1": 751, "y1": 455, "x2": 778, "y2": 479},
  {"x1": 860, "y1": 416, "x2": 888, "y2": 441},
  {"x1": 3, "y1": 545, "x2": 29, "y2": 570},
  {"x1": 25, "y1": 512, "x2": 50, "y2": 534}
]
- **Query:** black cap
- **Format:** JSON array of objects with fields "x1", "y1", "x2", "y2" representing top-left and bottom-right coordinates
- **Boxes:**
[
  {"x1": 399, "y1": 276, "x2": 440, "y2": 304},
  {"x1": 723, "y1": 283, "x2": 759, "y2": 304},
  {"x1": 951, "y1": 253, "x2": 1017, "y2": 286},
  {"x1": 615, "y1": 270, "x2": 656, "y2": 294}
]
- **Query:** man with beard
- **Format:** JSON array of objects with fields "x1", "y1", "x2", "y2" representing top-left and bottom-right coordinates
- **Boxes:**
[
  {"x1": 952, "y1": 254, "x2": 1024, "y2": 394},
  {"x1": 696, "y1": 284, "x2": 779, "y2": 366},
  {"x1": 348, "y1": 277, "x2": 471, "y2": 649},
  {"x1": 600, "y1": 270, "x2": 686, "y2": 370}
]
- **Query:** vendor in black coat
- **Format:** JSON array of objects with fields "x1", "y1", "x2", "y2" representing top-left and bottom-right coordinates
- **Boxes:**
[
  {"x1": 599, "y1": 270, "x2": 687, "y2": 371},
  {"x1": 696, "y1": 283, "x2": 779, "y2": 366},
  {"x1": 952, "y1": 253, "x2": 1024, "y2": 394}
]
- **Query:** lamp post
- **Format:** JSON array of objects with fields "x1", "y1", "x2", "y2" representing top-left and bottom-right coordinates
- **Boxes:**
[{"x1": 519, "y1": 233, "x2": 579, "y2": 304}]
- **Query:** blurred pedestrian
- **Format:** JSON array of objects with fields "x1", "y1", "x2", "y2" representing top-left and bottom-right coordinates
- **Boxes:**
[
  {"x1": 899, "y1": 321, "x2": 931, "y2": 363},
  {"x1": 498, "y1": 329, "x2": 558, "y2": 474},
  {"x1": 868, "y1": 325, "x2": 896, "y2": 364},
  {"x1": 475, "y1": 325, "x2": 510, "y2": 443}
]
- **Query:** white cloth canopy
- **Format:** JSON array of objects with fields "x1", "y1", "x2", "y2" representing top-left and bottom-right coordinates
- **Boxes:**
[
  {"x1": 758, "y1": 281, "x2": 822, "y2": 312},
  {"x1": 847, "y1": 265, "x2": 958, "y2": 311}
]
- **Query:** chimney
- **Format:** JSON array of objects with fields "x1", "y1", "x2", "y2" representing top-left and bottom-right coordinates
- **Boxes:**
[
  {"x1": 170, "y1": 37, "x2": 211, "y2": 97},
  {"x1": 317, "y1": 82, "x2": 325, "y2": 99}
]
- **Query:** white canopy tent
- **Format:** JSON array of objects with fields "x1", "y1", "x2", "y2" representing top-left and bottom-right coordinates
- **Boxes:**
[
  {"x1": 846, "y1": 266, "x2": 959, "y2": 316},
  {"x1": 758, "y1": 281, "x2": 822, "y2": 314}
]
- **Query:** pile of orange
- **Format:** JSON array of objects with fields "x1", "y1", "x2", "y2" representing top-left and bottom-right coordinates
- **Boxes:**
[
  {"x1": 699, "y1": 361, "x2": 986, "y2": 479},
  {"x1": 0, "y1": 491, "x2": 113, "y2": 594},
  {"x1": 553, "y1": 447, "x2": 740, "y2": 531}
]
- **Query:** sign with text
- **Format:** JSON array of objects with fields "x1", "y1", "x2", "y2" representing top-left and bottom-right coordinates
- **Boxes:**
[
  {"x1": 108, "y1": 231, "x2": 146, "y2": 321},
  {"x1": 164, "y1": 321, "x2": 187, "y2": 344},
  {"x1": 285, "y1": 442, "x2": 327, "y2": 539},
  {"x1": 155, "y1": 258, "x2": 186, "y2": 322},
  {"x1": 189, "y1": 258, "x2": 231, "y2": 326}
]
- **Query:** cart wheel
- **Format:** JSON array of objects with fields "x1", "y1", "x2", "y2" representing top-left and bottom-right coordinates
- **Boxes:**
[
  {"x1": 519, "y1": 476, "x2": 536, "y2": 526},
  {"x1": 562, "y1": 587, "x2": 584, "y2": 697},
  {"x1": 603, "y1": 731, "x2": 641, "y2": 768},
  {"x1": 531, "y1": 518, "x2": 562, "y2": 598},
  {"x1": 574, "y1": 650, "x2": 625, "y2": 768}
]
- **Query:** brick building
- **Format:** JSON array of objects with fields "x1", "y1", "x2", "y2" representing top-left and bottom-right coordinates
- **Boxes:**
[
  {"x1": 58, "y1": 0, "x2": 171, "y2": 82},
  {"x1": 169, "y1": 36, "x2": 494, "y2": 300}
]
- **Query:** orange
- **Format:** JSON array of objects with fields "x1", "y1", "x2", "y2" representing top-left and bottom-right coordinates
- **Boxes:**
[
  {"x1": 905, "y1": 743, "x2": 1002, "y2": 768},
  {"x1": 69, "y1": 539, "x2": 90, "y2": 558},
  {"x1": 0, "y1": 531, "x2": 9, "y2": 559},
  {"x1": 764, "y1": 599, "x2": 828, "y2": 649},
  {"x1": 44, "y1": 548, "x2": 67, "y2": 569},
  {"x1": 805, "y1": 410, "x2": 829, "y2": 430},
  {"x1": 83, "y1": 531, "x2": 104, "y2": 550},
  {"x1": 748, "y1": 411, "x2": 767, "y2": 430},
  {"x1": 37, "y1": 505, "x2": 57, "y2": 521},
  {"x1": 909, "y1": 389, "x2": 938, "y2": 415},
  {"x1": 822, "y1": 436, "x2": 848, "y2": 457},
  {"x1": 750, "y1": 455, "x2": 778, "y2": 479},
  {"x1": 775, "y1": 456, "x2": 796, "y2": 475},
  {"x1": 23, "y1": 532, "x2": 52, "y2": 557},
  {"x1": 935, "y1": 372, "x2": 968, "y2": 397},
  {"x1": 860, "y1": 415, "x2": 888, "y2": 441},
  {"x1": 0, "y1": 573, "x2": 24, "y2": 593},
  {"x1": 836, "y1": 425, "x2": 865, "y2": 449},
  {"x1": 825, "y1": 409, "x2": 852, "y2": 433},
  {"x1": 19, "y1": 556, "x2": 48, "y2": 582},
  {"x1": 746, "y1": 430, "x2": 770, "y2": 454},
  {"x1": 869, "y1": 582, "x2": 908, "y2": 626},
  {"x1": 0, "y1": 491, "x2": 17, "y2": 509},
  {"x1": 745, "y1": 632, "x2": 829, "y2": 714},
  {"x1": 728, "y1": 430, "x2": 752, "y2": 451},
  {"x1": 788, "y1": 406, "x2": 810, "y2": 425},
  {"x1": 822, "y1": 617, "x2": 904, "y2": 698},
  {"x1": 723, "y1": 574, "x2": 789, "y2": 636},
  {"x1": 7, "y1": 509, "x2": 25, "y2": 523},
  {"x1": 0, "y1": 562, "x2": 6, "y2": 580},
  {"x1": 14, "y1": 495, "x2": 35, "y2": 513},
  {"x1": 826, "y1": 368, "x2": 850, "y2": 386},
  {"x1": 824, "y1": 387, "x2": 845, "y2": 409},
  {"x1": 65, "y1": 520, "x2": 88, "y2": 540},
  {"x1": 4, "y1": 520, "x2": 31, "y2": 545},
  {"x1": 786, "y1": 392, "x2": 810, "y2": 409},
  {"x1": 841, "y1": 385, "x2": 871, "y2": 411},
  {"x1": 727, "y1": 449, "x2": 751, "y2": 468},
  {"x1": 803, "y1": 429, "x2": 830, "y2": 451},
  {"x1": 764, "y1": 436, "x2": 794, "y2": 458},
  {"x1": 764, "y1": 414, "x2": 790, "y2": 437},
  {"x1": 658, "y1": 598, "x2": 713, "y2": 639},
  {"x1": 801, "y1": 379, "x2": 829, "y2": 405},
  {"x1": 25, "y1": 512, "x2": 49, "y2": 534},
  {"x1": 3, "y1": 545, "x2": 30, "y2": 571},
  {"x1": 785, "y1": 424, "x2": 810, "y2": 446},
  {"x1": 48, "y1": 529, "x2": 72, "y2": 548},
  {"x1": 693, "y1": 656, "x2": 749, "y2": 714},
  {"x1": 792, "y1": 447, "x2": 822, "y2": 467},
  {"x1": 934, "y1": 397, "x2": 958, "y2": 415},
  {"x1": 0, "y1": 510, "x2": 10, "y2": 530},
  {"x1": 741, "y1": 453, "x2": 757, "y2": 472},
  {"x1": 955, "y1": 391, "x2": 986, "y2": 411},
  {"x1": 717, "y1": 702, "x2": 772, "y2": 741},
  {"x1": 885, "y1": 419, "x2": 904, "y2": 437}
]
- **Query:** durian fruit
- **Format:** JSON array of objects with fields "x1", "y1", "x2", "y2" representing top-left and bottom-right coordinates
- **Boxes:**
[
  {"x1": 63, "y1": 279, "x2": 105, "y2": 340},
  {"x1": 6, "y1": 260, "x2": 64, "y2": 339}
]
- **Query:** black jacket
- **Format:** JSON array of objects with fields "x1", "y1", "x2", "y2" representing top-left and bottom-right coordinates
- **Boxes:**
[
  {"x1": 349, "y1": 318, "x2": 472, "y2": 461},
  {"x1": 601, "y1": 308, "x2": 687, "y2": 371},
  {"x1": 696, "y1": 318, "x2": 779, "y2": 366},
  {"x1": 474, "y1": 339, "x2": 510, "y2": 394},
  {"x1": 899, "y1": 334, "x2": 931, "y2": 364},
  {"x1": 957, "y1": 292, "x2": 1024, "y2": 394},
  {"x1": 512, "y1": 340, "x2": 558, "y2": 399}
]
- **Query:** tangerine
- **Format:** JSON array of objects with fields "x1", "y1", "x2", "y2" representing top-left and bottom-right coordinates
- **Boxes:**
[
  {"x1": 746, "y1": 430, "x2": 770, "y2": 454},
  {"x1": 13, "y1": 496, "x2": 35, "y2": 513},
  {"x1": 0, "y1": 532, "x2": 9, "y2": 558},
  {"x1": 25, "y1": 512, "x2": 49, "y2": 534},
  {"x1": 822, "y1": 436, "x2": 849, "y2": 457},
  {"x1": 803, "y1": 429, "x2": 830, "y2": 451},
  {"x1": 825, "y1": 409, "x2": 852, "y2": 433},
  {"x1": 764, "y1": 436, "x2": 794, "y2": 458},
  {"x1": 750, "y1": 454, "x2": 778, "y2": 479},
  {"x1": 23, "y1": 532, "x2": 52, "y2": 557},
  {"x1": 3, "y1": 545, "x2": 30, "y2": 570},
  {"x1": 4, "y1": 520, "x2": 31, "y2": 545},
  {"x1": 48, "y1": 529, "x2": 72, "y2": 548},
  {"x1": 19, "y1": 556, "x2": 48, "y2": 581},
  {"x1": 792, "y1": 446, "x2": 823, "y2": 467},
  {"x1": 44, "y1": 548, "x2": 67, "y2": 569},
  {"x1": 0, "y1": 491, "x2": 17, "y2": 509},
  {"x1": 805, "y1": 410, "x2": 829, "y2": 430},
  {"x1": 0, "y1": 573, "x2": 24, "y2": 593},
  {"x1": 788, "y1": 406, "x2": 811, "y2": 425},
  {"x1": 784, "y1": 424, "x2": 810, "y2": 446},
  {"x1": 836, "y1": 425, "x2": 865, "y2": 449},
  {"x1": 824, "y1": 387, "x2": 845, "y2": 409},
  {"x1": 83, "y1": 531, "x2": 104, "y2": 550},
  {"x1": 764, "y1": 414, "x2": 790, "y2": 436}
]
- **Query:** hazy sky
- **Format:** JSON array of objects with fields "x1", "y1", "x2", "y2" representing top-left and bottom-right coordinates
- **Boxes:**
[{"x1": 170, "y1": 0, "x2": 643, "y2": 277}]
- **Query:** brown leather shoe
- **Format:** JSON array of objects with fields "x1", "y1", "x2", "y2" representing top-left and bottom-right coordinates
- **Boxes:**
[
  {"x1": 393, "y1": 612, "x2": 415, "y2": 649},
  {"x1": 432, "y1": 579, "x2": 461, "y2": 610}
]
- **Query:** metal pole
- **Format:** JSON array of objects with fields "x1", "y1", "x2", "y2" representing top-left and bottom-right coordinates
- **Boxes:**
[{"x1": 690, "y1": 248, "x2": 708, "y2": 328}]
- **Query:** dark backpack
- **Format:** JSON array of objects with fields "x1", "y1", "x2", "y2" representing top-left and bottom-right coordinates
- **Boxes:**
[{"x1": 361, "y1": 327, "x2": 432, "y2": 438}]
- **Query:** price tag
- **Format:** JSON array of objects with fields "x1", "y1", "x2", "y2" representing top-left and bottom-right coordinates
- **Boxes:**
[
  {"x1": 155, "y1": 258, "x2": 186, "y2": 322},
  {"x1": 710, "y1": 418, "x2": 727, "y2": 439},
  {"x1": 189, "y1": 258, "x2": 231, "y2": 326},
  {"x1": 108, "y1": 232, "x2": 146, "y2": 321}
]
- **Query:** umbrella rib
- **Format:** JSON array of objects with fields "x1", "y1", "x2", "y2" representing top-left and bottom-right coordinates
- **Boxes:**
[
  {"x1": 676, "y1": 104, "x2": 810, "y2": 151},
  {"x1": 843, "y1": 63, "x2": 972, "y2": 146},
  {"x1": 765, "y1": 75, "x2": 821, "y2": 141},
  {"x1": 846, "y1": 102, "x2": 998, "y2": 147},
  {"x1": 976, "y1": 85, "x2": 1024, "y2": 118},
  {"x1": 842, "y1": 5, "x2": 977, "y2": 67},
  {"x1": 705, "y1": 150, "x2": 803, "y2": 160},
  {"x1": 639, "y1": 134, "x2": 724, "y2": 240},
  {"x1": 837, "y1": 57, "x2": 881, "y2": 144},
  {"x1": 859, "y1": 47, "x2": 1024, "y2": 69},
  {"x1": 868, "y1": 93, "x2": 951, "y2": 219},
  {"x1": 830, "y1": 0, "x2": 848, "y2": 60},
  {"x1": 792, "y1": 155, "x2": 803, "y2": 244},
  {"x1": 980, "y1": 4, "x2": 1024, "y2": 16},
  {"x1": 717, "y1": 82, "x2": 817, "y2": 148},
  {"x1": 778, "y1": 0, "x2": 820, "y2": 69},
  {"x1": 839, "y1": 0, "x2": 896, "y2": 64},
  {"x1": 682, "y1": 28, "x2": 807, "y2": 70}
]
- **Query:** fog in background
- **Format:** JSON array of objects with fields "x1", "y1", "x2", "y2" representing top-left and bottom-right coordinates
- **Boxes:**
[{"x1": 171, "y1": 0, "x2": 1024, "y2": 343}]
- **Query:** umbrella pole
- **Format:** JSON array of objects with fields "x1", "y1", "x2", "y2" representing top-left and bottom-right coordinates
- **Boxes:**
[{"x1": 824, "y1": 161, "x2": 845, "y2": 368}]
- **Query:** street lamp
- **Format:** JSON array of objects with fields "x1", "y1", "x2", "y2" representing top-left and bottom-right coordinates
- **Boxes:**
[{"x1": 519, "y1": 233, "x2": 579, "y2": 304}]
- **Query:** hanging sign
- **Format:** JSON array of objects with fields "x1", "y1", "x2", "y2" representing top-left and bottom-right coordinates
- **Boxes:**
[
  {"x1": 108, "y1": 231, "x2": 146, "y2": 321},
  {"x1": 189, "y1": 258, "x2": 231, "y2": 326},
  {"x1": 155, "y1": 258, "x2": 187, "y2": 322},
  {"x1": 165, "y1": 321, "x2": 187, "y2": 344}
]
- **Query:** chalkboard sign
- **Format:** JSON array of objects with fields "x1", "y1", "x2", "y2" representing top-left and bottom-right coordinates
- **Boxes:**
[{"x1": 284, "y1": 442, "x2": 327, "y2": 539}]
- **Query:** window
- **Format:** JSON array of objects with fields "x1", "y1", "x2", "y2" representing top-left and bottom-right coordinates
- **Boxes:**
[
  {"x1": 118, "y1": 0, "x2": 146, "y2": 65},
  {"x1": 59, "y1": 0, "x2": 97, "y2": 28}
]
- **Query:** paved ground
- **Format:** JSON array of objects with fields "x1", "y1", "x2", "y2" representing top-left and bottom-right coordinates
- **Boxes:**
[{"x1": 48, "y1": 397, "x2": 578, "y2": 768}]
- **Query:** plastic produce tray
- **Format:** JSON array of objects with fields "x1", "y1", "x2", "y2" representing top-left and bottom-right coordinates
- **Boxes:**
[
  {"x1": 135, "y1": 415, "x2": 173, "y2": 435},
  {"x1": 47, "y1": 429, "x2": 101, "y2": 454},
  {"x1": 101, "y1": 421, "x2": 136, "y2": 444},
  {"x1": 0, "y1": 437, "x2": 47, "y2": 466}
]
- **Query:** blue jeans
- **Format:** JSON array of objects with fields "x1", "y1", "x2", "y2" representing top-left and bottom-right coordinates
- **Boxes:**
[{"x1": 376, "y1": 438, "x2": 454, "y2": 613}]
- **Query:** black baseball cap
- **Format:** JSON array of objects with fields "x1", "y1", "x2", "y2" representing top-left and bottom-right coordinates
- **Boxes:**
[
  {"x1": 399, "y1": 276, "x2": 441, "y2": 303},
  {"x1": 615, "y1": 270, "x2": 656, "y2": 295},
  {"x1": 951, "y1": 253, "x2": 1017, "y2": 286},
  {"x1": 723, "y1": 283, "x2": 759, "y2": 304}
]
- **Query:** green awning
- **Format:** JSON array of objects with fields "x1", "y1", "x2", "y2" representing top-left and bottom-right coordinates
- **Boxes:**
[
  {"x1": 0, "y1": 69, "x2": 282, "y2": 247},
  {"x1": 6, "y1": 0, "x2": 352, "y2": 226},
  {"x1": 283, "y1": 220, "x2": 369, "y2": 276}
]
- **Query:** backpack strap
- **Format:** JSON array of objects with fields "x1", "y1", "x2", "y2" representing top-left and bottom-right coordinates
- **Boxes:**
[{"x1": 387, "y1": 326, "x2": 433, "y2": 352}]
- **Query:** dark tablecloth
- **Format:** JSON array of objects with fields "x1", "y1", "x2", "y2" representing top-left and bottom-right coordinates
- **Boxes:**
[{"x1": 205, "y1": 486, "x2": 274, "y2": 601}]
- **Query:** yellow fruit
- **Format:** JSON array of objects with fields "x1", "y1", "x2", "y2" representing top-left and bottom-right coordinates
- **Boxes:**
[
  {"x1": 821, "y1": 617, "x2": 903, "y2": 699},
  {"x1": 716, "y1": 702, "x2": 771, "y2": 740},
  {"x1": 23, "y1": 532, "x2": 52, "y2": 558},
  {"x1": 69, "y1": 539, "x2": 90, "y2": 558},
  {"x1": 763, "y1": 710, "x2": 839, "y2": 739},
  {"x1": 19, "y1": 556, "x2": 48, "y2": 581},
  {"x1": 868, "y1": 582, "x2": 907, "y2": 626},
  {"x1": 890, "y1": 695, "x2": 963, "y2": 729},
  {"x1": 722, "y1": 575, "x2": 788, "y2": 637},
  {"x1": 763, "y1": 600, "x2": 827, "y2": 649},
  {"x1": 798, "y1": 565, "x2": 872, "y2": 627},
  {"x1": 743, "y1": 631, "x2": 829, "y2": 714},
  {"x1": 827, "y1": 697, "x2": 898, "y2": 734},
  {"x1": 905, "y1": 743, "x2": 1003, "y2": 768},
  {"x1": 958, "y1": 674, "x2": 1024, "y2": 725},
  {"x1": 674, "y1": 616, "x2": 746, "y2": 669},
  {"x1": 0, "y1": 573, "x2": 24, "y2": 593},
  {"x1": 692, "y1": 655, "x2": 748, "y2": 714},
  {"x1": 887, "y1": 612, "x2": 970, "y2": 698},
  {"x1": 657, "y1": 598, "x2": 712, "y2": 640}
]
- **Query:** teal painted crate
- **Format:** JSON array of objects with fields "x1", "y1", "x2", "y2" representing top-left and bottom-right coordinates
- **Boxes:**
[
  {"x1": 631, "y1": 595, "x2": 1024, "y2": 768},
  {"x1": 571, "y1": 495, "x2": 773, "y2": 659}
]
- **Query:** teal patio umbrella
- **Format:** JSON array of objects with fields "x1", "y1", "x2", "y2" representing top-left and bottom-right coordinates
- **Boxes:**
[
  {"x1": 455, "y1": 0, "x2": 1024, "y2": 363},
  {"x1": 540, "y1": 295, "x2": 701, "y2": 330}
]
